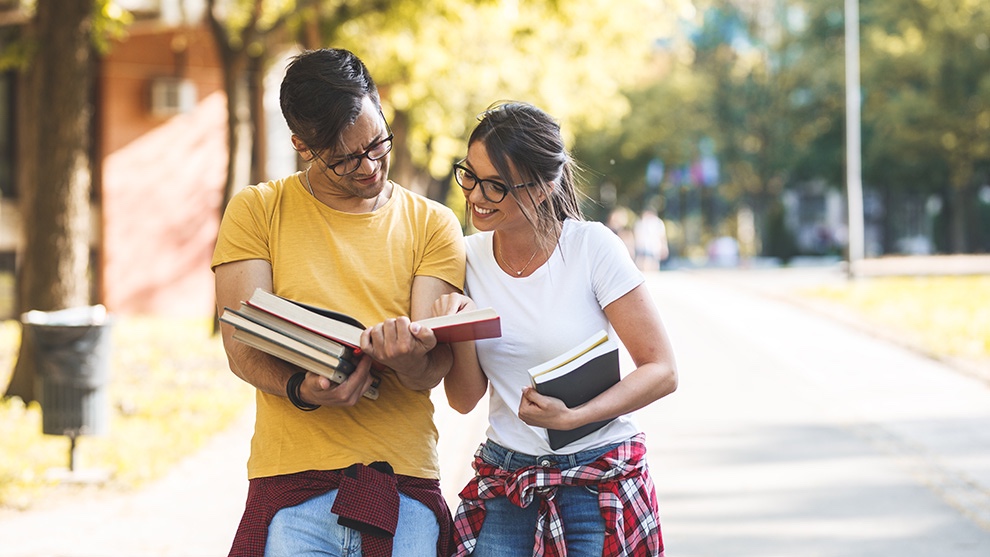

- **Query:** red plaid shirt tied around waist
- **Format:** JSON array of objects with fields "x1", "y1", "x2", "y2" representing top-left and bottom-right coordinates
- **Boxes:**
[
  {"x1": 452, "y1": 433, "x2": 663, "y2": 557},
  {"x1": 228, "y1": 466, "x2": 453, "y2": 557}
]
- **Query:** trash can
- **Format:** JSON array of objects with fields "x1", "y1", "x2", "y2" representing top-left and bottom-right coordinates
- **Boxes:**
[{"x1": 22, "y1": 305, "x2": 113, "y2": 439}]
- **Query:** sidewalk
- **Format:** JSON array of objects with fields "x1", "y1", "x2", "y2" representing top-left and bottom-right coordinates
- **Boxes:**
[
  {"x1": 0, "y1": 388, "x2": 488, "y2": 557},
  {"x1": 0, "y1": 408, "x2": 253, "y2": 557},
  {"x1": 643, "y1": 267, "x2": 990, "y2": 556},
  {"x1": 2, "y1": 262, "x2": 988, "y2": 556}
]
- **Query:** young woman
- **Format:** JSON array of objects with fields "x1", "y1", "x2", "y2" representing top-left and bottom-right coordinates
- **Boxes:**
[{"x1": 434, "y1": 102, "x2": 678, "y2": 557}]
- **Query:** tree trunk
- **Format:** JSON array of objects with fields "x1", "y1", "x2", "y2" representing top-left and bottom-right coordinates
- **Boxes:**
[
  {"x1": 948, "y1": 185, "x2": 969, "y2": 254},
  {"x1": 4, "y1": 0, "x2": 95, "y2": 402},
  {"x1": 248, "y1": 51, "x2": 267, "y2": 185}
]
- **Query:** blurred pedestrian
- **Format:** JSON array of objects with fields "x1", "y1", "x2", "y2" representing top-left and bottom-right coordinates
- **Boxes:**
[
  {"x1": 607, "y1": 206, "x2": 636, "y2": 259},
  {"x1": 634, "y1": 207, "x2": 669, "y2": 271},
  {"x1": 707, "y1": 235, "x2": 740, "y2": 267}
]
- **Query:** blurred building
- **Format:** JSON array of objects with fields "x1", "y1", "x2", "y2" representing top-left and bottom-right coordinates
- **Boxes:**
[{"x1": 0, "y1": 1, "x2": 291, "y2": 319}]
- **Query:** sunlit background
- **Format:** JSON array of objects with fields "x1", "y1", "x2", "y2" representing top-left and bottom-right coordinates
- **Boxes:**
[{"x1": 0, "y1": 2, "x2": 988, "y2": 554}]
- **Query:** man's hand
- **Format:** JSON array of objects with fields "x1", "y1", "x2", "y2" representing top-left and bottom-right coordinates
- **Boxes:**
[
  {"x1": 359, "y1": 316, "x2": 450, "y2": 391},
  {"x1": 299, "y1": 355, "x2": 377, "y2": 407}
]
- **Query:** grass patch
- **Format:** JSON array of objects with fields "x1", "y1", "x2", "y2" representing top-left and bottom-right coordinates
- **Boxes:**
[
  {"x1": 800, "y1": 275, "x2": 990, "y2": 362},
  {"x1": 0, "y1": 316, "x2": 253, "y2": 511}
]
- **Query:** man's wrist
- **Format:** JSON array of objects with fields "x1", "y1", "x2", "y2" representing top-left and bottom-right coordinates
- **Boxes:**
[{"x1": 286, "y1": 371, "x2": 320, "y2": 411}]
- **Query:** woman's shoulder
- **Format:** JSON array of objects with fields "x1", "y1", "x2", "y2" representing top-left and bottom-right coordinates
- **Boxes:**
[
  {"x1": 464, "y1": 229, "x2": 493, "y2": 250},
  {"x1": 561, "y1": 218, "x2": 615, "y2": 246}
]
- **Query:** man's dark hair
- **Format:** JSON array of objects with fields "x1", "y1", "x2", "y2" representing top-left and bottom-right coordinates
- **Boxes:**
[{"x1": 280, "y1": 48, "x2": 381, "y2": 153}]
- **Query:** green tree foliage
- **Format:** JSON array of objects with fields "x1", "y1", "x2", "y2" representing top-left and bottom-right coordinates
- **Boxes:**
[
  {"x1": 858, "y1": 0, "x2": 990, "y2": 252},
  {"x1": 327, "y1": 0, "x2": 686, "y2": 203},
  {"x1": 575, "y1": 0, "x2": 990, "y2": 257}
]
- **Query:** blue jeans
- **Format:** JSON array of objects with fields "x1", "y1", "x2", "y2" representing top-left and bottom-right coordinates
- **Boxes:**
[
  {"x1": 469, "y1": 440, "x2": 620, "y2": 557},
  {"x1": 264, "y1": 488, "x2": 440, "y2": 557}
]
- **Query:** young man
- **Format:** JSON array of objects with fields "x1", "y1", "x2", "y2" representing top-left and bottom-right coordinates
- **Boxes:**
[{"x1": 213, "y1": 48, "x2": 464, "y2": 557}]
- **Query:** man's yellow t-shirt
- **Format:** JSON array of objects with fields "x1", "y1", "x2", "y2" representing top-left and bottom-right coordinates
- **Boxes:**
[{"x1": 212, "y1": 172, "x2": 465, "y2": 480}]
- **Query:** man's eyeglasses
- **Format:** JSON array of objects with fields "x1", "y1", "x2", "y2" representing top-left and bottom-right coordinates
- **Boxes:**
[
  {"x1": 324, "y1": 117, "x2": 394, "y2": 176},
  {"x1": 453, "y1": 163, "x2": 531, "y2": 203}
]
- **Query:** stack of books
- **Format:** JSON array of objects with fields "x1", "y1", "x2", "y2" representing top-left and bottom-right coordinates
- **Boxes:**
[{"x1": 221, "y1": 288, "x2": 501, "y2": 401}]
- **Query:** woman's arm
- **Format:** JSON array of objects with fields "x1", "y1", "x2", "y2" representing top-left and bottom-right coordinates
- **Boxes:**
[
  {"x1": 361, "y1": 275, "x2": 458, "y2": 391},
  {"x1": 433, "y1": 293, "x2": 488, "y2": 414},
  {"x1": 518, "y1": 283, "x2": 678, "y2": 431}
]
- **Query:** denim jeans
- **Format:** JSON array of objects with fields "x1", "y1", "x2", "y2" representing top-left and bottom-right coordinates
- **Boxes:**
[
  {"x1": 469, "y1": 439, "x2": 620, "y2": 557},
  {"x1": 264, "y1": 488, "x2": 440, "y2": 557}
]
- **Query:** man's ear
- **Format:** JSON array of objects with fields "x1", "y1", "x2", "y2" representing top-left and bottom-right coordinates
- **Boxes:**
[{"x1": 290, "y1": 135, "x2": 311, "y2": 160}]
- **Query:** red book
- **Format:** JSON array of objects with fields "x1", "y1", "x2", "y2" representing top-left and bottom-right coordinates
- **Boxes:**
[
  {"x1": 242, "y1": 288, "x2": 500, "y2": 349},
  {"x1": 418, "y1": 307, "x2": 501, "y2": 343}
]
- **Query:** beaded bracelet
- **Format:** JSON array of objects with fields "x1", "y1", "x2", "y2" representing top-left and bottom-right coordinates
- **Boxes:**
[{"x1": 286, "y1": 371, "x2": 320, "y2": 411}]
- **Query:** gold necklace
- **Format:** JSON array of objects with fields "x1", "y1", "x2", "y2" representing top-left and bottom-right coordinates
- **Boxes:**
[
  {"x1": 497, "y1": 238, "x2": 539, "y2": 276},
  {"x1": 304, "y1": 167, "x2": 383, "y2": 211}
]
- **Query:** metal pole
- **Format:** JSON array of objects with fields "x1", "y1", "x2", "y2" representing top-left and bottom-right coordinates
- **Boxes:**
[{"x1": 845, "y1": 0, "x2": 865, "y2": 276}]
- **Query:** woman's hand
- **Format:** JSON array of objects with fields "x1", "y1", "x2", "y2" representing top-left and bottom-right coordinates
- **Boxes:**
[
  {"x1": 518, "y1": 386, "x2": 578, "y2": 430},
  {"x1": 432, "y1": 292, "x2": 477, "y2": 317}
]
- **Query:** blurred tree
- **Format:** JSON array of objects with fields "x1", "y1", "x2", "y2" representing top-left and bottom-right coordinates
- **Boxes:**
[
  {"x1": 328, "y1": 0, "x2": 685, "y2": 204},
  {"x1": 581, "y1": 0, "x2": 990, "y2": 258},
  {"x1": 572, "y1": 60, "x2": 711, "y2": 214},
  {"x1": 858, "y1": 0, "x2": 990, "y2": 253},
  {"x1": 205, "y1": 0, "x2": 320, "y2": 218},
  {"x1": 2, "y1": 0, "x2": 130, "y2": 402}
]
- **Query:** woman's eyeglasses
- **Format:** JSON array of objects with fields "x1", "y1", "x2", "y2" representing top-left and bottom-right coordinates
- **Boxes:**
[{"x1": 453, "y1": 163, "x2": 531, "y2": 203}]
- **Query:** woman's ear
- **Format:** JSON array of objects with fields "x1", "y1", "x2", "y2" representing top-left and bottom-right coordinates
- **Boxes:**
[{"x1": 537, "y1": 181, "x2": 555, "y2": 203}]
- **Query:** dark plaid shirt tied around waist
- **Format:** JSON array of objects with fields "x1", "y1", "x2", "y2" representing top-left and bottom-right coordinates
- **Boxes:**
[
  {"x1": 228, "y1": 464, "x2": 453, "y2": 557},
  {"x1": 452, "y1": 433, "x2": 663, "y2": 557}
]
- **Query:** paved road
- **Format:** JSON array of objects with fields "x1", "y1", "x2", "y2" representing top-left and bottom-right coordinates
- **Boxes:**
[
  {"x1": 2, "y1": 267, "x2": 988, "y2": 556},
  {"x1": 643, "y1": 268, "x2": 990, "y2": 556}
]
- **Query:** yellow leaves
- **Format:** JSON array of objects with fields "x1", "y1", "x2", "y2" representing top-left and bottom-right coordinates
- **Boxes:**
[
  {"x1": 332, "y1": 0, "x2": 681, "y2": 179},
  {"x1": 941, "y1": 132, "x2": 958, "y2": 150},
  {"x1": 868, "y1": 25, "x2": 924, "y2": 57}
]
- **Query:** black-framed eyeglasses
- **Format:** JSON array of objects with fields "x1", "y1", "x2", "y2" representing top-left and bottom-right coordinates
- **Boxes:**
[
  {"x1": 453, "y1": 163, "x2": 531, "y2": 203},
  {"x1": 323, "y1": 116, "x2": 394, "y2": 176}
]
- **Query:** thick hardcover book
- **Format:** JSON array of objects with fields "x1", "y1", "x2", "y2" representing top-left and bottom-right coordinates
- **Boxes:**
[
  {"x1": 231, "y1": 329, "x2": 381, "y2": 400},
  {"x1": 528, "y1": 329, "x2": 620, "y2": 450},
  {"x1": 222, "y1": 307, "x2": 355, "y2": 361},
  {"x1": 233, "y1": 304, "x2": 356, "y2": 360},
  {"x1": 244, "y1": 288, "x2": 501, "y2": 348},
  {"x1": 244, "y1": 289, "x2": 367, "y2": 349},
  {"x1": 220, "y1": 309, "x2": 380, "y2": 400}
]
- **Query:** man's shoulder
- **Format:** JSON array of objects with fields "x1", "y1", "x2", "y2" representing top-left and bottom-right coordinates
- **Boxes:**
[
  {"x1": 229, "y1": 175, "x2": 297, "y2": 207},
  {"x1": 391, "y1": 182, "x2": 458, "y2": 221}
]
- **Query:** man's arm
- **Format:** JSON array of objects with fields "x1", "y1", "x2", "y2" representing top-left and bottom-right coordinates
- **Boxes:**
[
  {"x1": 215, "y1": 259, "x2": 373, "y2": 406},
  {"x1": 361, "y1": 275, "x2": 458, "y2": 391}
]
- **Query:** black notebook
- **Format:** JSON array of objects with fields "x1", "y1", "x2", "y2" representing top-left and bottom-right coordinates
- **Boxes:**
[{"x1": 528, "y1": 330, "x2": 620, "y2": 450}]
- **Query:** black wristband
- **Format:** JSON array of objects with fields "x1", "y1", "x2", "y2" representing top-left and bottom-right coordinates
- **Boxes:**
[{"x1": 286, "y1": 371, "x2": 320, "y2": 411}]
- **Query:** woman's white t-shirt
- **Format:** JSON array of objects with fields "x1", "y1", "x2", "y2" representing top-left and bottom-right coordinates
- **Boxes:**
[{"x1": 464, "y1": 218, "x2": 644, "y2": 455}]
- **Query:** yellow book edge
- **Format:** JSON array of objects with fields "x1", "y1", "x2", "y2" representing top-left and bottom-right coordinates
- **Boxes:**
[{"x1": 528, "y1": 329, "x2": 610, "y2": 380}]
